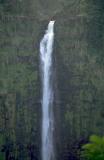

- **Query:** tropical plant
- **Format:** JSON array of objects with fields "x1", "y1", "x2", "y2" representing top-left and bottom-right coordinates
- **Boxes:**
[{"x1": 80, "y1": 135, "x2": 104, "y2": 160}]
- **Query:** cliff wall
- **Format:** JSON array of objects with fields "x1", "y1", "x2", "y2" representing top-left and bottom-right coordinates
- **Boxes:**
[{"x1": 0, "y1": 0, "x2": 104, "y2": 159}]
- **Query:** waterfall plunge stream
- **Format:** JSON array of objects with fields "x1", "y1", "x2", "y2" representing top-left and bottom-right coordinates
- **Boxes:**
[{"x1": 40, "y1": 21, "x2": 55, "y2": 160}]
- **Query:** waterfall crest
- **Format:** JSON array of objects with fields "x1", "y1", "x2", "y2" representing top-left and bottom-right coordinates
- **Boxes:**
[{"x1": 40, "y1": 21, "x2": 55, "y2": 160}]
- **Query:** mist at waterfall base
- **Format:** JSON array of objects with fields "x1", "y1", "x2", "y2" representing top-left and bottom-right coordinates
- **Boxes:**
[{"x1": 40, "y1": 21, "x2": 55, "y2": 160}]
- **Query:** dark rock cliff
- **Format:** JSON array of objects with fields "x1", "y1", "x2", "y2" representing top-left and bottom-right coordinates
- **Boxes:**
[{"x1": 0, "y1": 0, "x2": 104, "y2": 160}]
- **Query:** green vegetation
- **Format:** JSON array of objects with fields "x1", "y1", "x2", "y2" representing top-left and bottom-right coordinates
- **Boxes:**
[
  {"x1": 81, "y1": 135, "x2": 104, "y2": 160},
  {"x1": 0, "y1": 155, "x2": 4, "y2": 160}
]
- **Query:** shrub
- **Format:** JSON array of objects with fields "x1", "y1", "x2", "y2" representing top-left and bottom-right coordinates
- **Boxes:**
[{"x1": 81, "y1": 135, "x2": 104, "y2": 160}]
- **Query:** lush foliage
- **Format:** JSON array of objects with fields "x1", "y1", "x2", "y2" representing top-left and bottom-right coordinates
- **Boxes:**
[{"x1": 81, "y1": 135, "x2": 104, "y2": 160}]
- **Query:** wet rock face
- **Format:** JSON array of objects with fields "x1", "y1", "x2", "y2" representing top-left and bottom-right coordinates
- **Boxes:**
[
  {"x1": 54, "y1": 1, "x2": 104, "y2": 159},
  {"x1": 0, "y1": 0, "x2": 104, "y2": 160}
]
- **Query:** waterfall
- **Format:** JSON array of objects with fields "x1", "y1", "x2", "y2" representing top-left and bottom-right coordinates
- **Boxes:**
[{"x1": 40, "y1": 21, "x2": 55, "y2": 160}]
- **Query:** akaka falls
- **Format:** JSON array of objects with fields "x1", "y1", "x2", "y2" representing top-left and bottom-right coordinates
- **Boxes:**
[{"x1": 40, "y1": 21, "x2": 55, "y2": 160}]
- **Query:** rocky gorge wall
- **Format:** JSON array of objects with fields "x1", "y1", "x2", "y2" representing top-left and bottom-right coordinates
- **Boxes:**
[{"x1": 0, "y1": 0, "x2": 104, "y2": 160}]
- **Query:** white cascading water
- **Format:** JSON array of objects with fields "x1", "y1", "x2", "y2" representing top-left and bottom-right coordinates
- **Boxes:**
[{"x1": 40, "y1": 21, "x2": 55, "y2": 160}]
